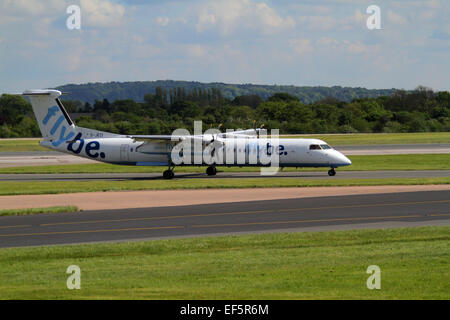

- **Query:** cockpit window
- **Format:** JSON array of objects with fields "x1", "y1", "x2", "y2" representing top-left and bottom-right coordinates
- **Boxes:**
[
  {"x1": 309, "y1": 144, "x2": 321, "y2": 150},
  {"x1": 320, "y1": 144, "x2": 332, "y2": 150}
]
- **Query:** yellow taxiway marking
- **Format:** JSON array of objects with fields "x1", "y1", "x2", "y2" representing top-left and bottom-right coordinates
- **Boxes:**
[
  {"x1": 39, "y1": 199, "x2": 450, "y2": 227},
  {"x1": 0, "y1": 224, "x2": 32, "y2": 229},
  {"x1": 2, "y1": 213, "x2": 448, "y2": 238},
  {"x1": 430, "y1": 213, "x2": 450, "y2": 217},
  {"x1": 0, "y1": 226, "x2": 183, "y2": 238},
  {"x1": 192, "y1": 214, "x2": 424, "y2": 228}
]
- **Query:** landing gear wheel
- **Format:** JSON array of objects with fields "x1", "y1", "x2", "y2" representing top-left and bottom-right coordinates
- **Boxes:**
[
  {"x1": 328, "y1": 168, "x2": 336, "y2": 176},
  {"x1": 163, "y1": 169, "x2": 175, "y2": 179},
  {"x1": 206, "y1": 166, "x2": 217, "y2": 176}
]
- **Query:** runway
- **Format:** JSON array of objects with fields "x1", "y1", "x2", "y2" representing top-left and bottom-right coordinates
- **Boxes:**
[
  {"x1": 0, "y1": 190, "x2": 448, "y2": 248},
  {"x1": 1, "y1": 170, "x2": 449, "y2": 181}
]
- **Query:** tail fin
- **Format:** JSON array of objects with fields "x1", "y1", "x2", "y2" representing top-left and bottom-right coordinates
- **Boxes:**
[{"x1": 23, "y1": 89, "x2": 77, "y2": 146}]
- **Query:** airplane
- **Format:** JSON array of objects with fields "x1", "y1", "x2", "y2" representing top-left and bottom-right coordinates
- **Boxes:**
[{"x1": 21, "y1": 89, "x2": 351, "y2": 179}]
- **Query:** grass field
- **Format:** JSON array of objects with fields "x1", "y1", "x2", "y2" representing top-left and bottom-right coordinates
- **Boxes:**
[
  {"x1": 0, "y1": 206, "x2": 78, "y2": 217},
  {"x1": 0, "y1": 177, "x2": 448, "y2": 196},
  {"x1": 0, "y1": 226, "x2": 448, "y2": 299},
  {"x1": 1, "y1": 154, "x2": 449, "y2": 174},
  {"x1": 0, "y1": 138, "x2": 44, "y2": 152},
  {"x1": 0, "y1": 132, "x2": 449, "y2": 152},
  {"x1": 283, "y1": 132, "x2": 450, "y2": 145}
]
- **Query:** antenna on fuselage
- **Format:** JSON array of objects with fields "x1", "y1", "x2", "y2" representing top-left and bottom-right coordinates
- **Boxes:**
[{"x1": 257, "y1": 123, "x2": 264, "y2": 139}]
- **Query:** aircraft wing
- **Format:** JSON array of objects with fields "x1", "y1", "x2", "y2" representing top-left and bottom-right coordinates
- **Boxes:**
[
  {"x1": 129, "y1": 135, "x2": 225, "y2": 145},
  {"x1": 219, "y1": 128, "x2": 267, "y2": 138},
  {"x1": 129, "y1": 135, "x2": 187, "y2": 142}
]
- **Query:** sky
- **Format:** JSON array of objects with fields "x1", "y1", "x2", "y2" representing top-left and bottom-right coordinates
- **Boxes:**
[{"x1": 0, "y1": 0, "x2": 449, "y2": 93}]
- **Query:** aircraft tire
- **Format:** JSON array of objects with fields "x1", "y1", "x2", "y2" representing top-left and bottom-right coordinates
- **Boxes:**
[
  {"x1": 206, "y1": 166, "x2": 217, "y2": 176},
  {"x1": 163, "y1": 170, "x2": 175, "y2": 179}
]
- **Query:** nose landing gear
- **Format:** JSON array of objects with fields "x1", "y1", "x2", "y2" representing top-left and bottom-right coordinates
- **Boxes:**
[{"x1": 328, "y1": 168, "x2": 336, "y2": 176}]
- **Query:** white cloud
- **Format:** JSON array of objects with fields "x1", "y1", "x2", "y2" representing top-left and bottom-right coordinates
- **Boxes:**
[
  {"x1": 289, "y1": 39, "x2": 314, "y2": 55},
  {"x1": 418, "y1": 10, "x2": 436, "y2": 21},
  {"x1": 0, "y1": 0, "x2": 67, "y2": 15},
  {"x1": 315, "y1": 38, "x2": 376, "y2": 55},
  {"x1": 196, "y1": 0, "x2": 294, "y2": 35},
  {"x1": 424, "y1": 0, "x2": 441, "y2": 9},
  {"x1": 316, "y1": 37, "x2": 339, "y2": 47},
  {"x1": 387, "y1": 10, "x2": 408, "y2": 25},
  {"x1": 343, "y1": 41, "x2": 367, "y2": 54},
  {"x1": 0, "y1": 0, "x2": 66, "y2": 26},
  {"x1": 185, "y1": 44, "x2": 210, "y2": 59},
  {"x1": 1, "y1": 0, "x2": 46, "y2": 15},
  {"x1": 297, "y1": 15, "x2": 337, "y2": 31},
  {"x1": 156, "y1": 16, "x2": 170, "y2": 26},
  {"x1": 80, "y1": 0, "x2": 126, "y2": 27}
]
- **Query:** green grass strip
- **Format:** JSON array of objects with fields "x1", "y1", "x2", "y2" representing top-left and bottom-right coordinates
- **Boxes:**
[
  {"x1": 0, "y1": 139, "x2": 45, "y2": 152},
  {"x1": 1, "y1": 154, "x2": 449, "y2": 174},
  {"x1": 283, "y1": 132, "x2": 450, "y2": 145},
  {"x1": 0, "y1": 206, "x2": 79, "y2": 216},
  {"x1": 0, "y1": 226, "x2": 448, "y2": 299},
  {"x1": 0, "y1": 177, "x2": 448, "y2": 196}
]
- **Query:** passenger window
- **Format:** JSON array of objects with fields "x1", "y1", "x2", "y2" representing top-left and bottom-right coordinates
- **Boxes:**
[{"x1": 309, "y1": 145, "x2": 321, "y2": 150}]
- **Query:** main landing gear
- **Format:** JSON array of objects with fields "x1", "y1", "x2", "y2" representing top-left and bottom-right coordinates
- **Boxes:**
[
  {"x1": 206, "y1": 166, "x2": 217, "y2": 176},
  {"x1": 163, "y1": 163, "x2": 175, "y2": 179},
  {"x1": 328, "y1": 168, "x2": 336, "y2": 176}
]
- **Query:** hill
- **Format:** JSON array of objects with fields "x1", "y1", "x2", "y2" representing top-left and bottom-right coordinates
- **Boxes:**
[{"x1": 55, "y1": 80, "x2": 396, "y2": 104}]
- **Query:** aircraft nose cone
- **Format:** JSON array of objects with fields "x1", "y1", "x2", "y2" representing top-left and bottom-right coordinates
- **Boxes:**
[
  {"x1": 344, "y1": 156, "x2": 352, "y2": 166},
  {"x1": 341, "y1": 154, "x2": 352, "y2": 166},
  {"x1": 334, "y1": 151, "x2": 351, "y2": 166}
]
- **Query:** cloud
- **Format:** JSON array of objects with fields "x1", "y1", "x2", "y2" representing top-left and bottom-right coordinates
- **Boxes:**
[
  {"x1": 156, "y1": 16, "x2": 170, "y2": 26},
  {"x1": 315, "y1": 38, "x2": 376, "y2": 55},
  {"x1": 1, "y1": 0, "x2": 46, "y2": 15},
  {"x1": 0, "y1": 0, "x2": 449, "y2": 92},
  {"x1": 195, "y1": 0, "x2": 294, "y2": 35},
  {"x1": 297, "y1": 15, "x2": 337, "y2": 31},
  {"x1": 80, "y1": 0, "x2": 126, "y2": 27},
  {"x1": 185, "y1": 44, "x2": 210, "y2": 59},
  {"x1": 387, "y1": 10, "x2": 408, "y2": 25},
  {"x1": 289, "y1": 39, "x2": 314, "y2": 55},
  {"x1": 0, "y1": 0, "x2": 66, "y2": 25},
  {"x1": 0, "y1": 0, "x2": 67, "y2": 15}
]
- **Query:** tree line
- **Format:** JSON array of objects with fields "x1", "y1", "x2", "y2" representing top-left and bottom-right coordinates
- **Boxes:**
[
  {"x1": 0, "y1": 86, "x2": 449, "y2": 138},
  {"x1": 56, "y1": 80, "x2": 397, "y2": 104}
]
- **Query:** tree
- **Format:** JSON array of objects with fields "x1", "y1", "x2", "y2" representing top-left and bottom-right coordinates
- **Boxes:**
[
  {"x1": 0, "y1": 94, "x2": 31, "y2": 125},
  {"x1": 231, "y1": 95, "x2": 263, "y2": 108},
  {"x1": 267, "y1": 92, "x2": 299, "y2": 102}
]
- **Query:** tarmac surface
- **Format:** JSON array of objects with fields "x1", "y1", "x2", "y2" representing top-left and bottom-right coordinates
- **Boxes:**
[{"x1": 0, "y1": 190, "x2": 448, "y2": 248}]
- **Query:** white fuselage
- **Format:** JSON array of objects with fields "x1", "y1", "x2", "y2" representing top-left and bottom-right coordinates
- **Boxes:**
[{"x1": 41, "y1": 136, "x2": 352, "y2": 168}]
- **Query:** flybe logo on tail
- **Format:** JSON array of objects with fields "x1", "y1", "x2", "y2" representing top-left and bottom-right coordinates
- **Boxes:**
[
  {"x1": 43, "y1": 106, "x2": 106, "y2": 159},
  {"x1": 43, "y1": 106, "x2": 75, "y2": 147}
]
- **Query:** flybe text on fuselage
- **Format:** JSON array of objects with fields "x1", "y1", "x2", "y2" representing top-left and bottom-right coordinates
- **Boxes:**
[{"x1": 42, "y1": 106, "x2": 106, "y2": 159}]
